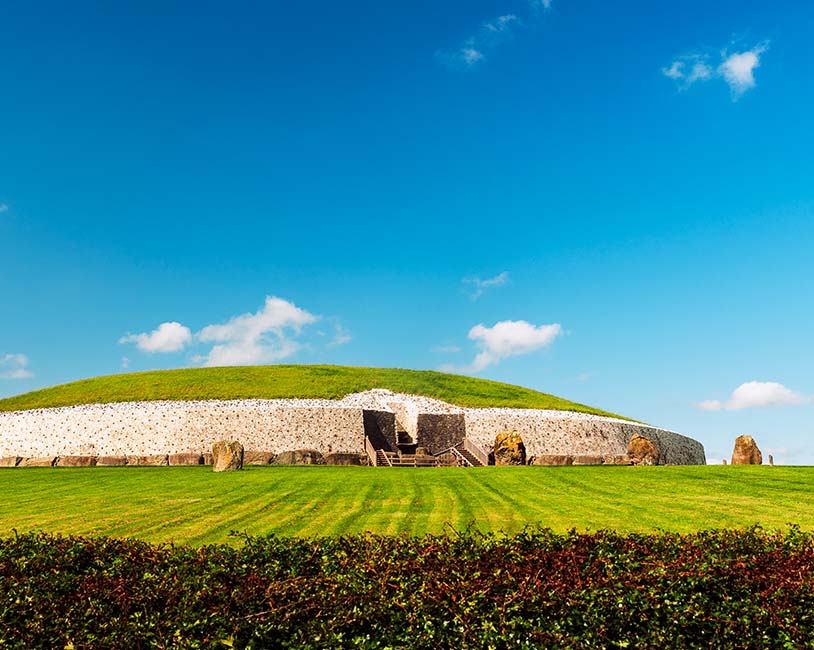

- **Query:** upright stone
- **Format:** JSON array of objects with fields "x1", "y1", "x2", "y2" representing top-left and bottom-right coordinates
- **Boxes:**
[
  {"x1": 731, "y1": 435, "x2": 762, "y2": 465},
  {"x1": 212, "y1": 440, "x2": 244, "y2": 472},
  {"x1": 627, "y1": 434, "x2": 659, "y2": 466},
  {"x1": 493, "y1": 431, "x2": 526, "y2": 466}
]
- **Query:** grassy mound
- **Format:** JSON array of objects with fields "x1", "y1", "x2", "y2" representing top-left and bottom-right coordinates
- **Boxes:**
[{"x1": 0, "y1": 364, "x2": 624, "y2": 416}]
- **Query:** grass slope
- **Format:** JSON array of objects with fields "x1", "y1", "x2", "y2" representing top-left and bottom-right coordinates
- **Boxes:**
[
  {"x1": 0, "y1": 365, "x2": 625, "y2": 417},
  {"x1": 2, "y1": 465, "x2": 811, "y2": 545}
]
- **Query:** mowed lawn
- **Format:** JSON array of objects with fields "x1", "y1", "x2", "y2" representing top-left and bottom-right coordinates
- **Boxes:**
[{"x1": 3, "y1": 465, "x2": 814, "y2": 546}]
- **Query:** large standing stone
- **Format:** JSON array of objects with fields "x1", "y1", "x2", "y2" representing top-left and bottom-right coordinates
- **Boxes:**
[
  {"x1": 493, "y1": 431, "x2": 526, "y2": 466},
  {"x1": 731, "y1": 435, "x2": 762, "y2": 465},
  {"x1": 0, "y1": 456, "x2": 21, "y2": 468},
  {"x1": 212, "y1": 440, "x2": 244, "y2": 472},
  {"x1": 627, "y1": 434, "x2": 660, "y2": 466}
]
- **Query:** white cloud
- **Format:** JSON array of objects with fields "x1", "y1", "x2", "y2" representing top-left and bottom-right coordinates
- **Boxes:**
[
  {"x1": 119, "y1": 296, "x2": 346, "y2": 368},
  {"x1": 463, "y1": 271, "x2": 510, "y2": 300},
  {"x1": 119, "y1": 321, "x2": 192, "y2": 353},
  {"x1": 661, "y1": 61, "x2": 684, "y2": 79},
  {"x1": 484, "y1": 14, "x2": 518, "y2": 33},
  {"x1": 727, "y1": 381, "x2": 806, "y2": 410},
  {"x1": 662, "y1": 41, "x2": 768, "y2": 100},
  {"x1": 445, "y1": 319, "x2": 563, "y2": 373},
  {"x1": 198, "y1": 296, "x2": 318, "y2": 367},
  {"x1": 764, "y1": 447, "x2": 788, "y2": 456},
  {"x1": 460, "y1": 47, "x2": 483, "y2": 66},
  {"x1": 697, "y1": 399, "x2": 723, "y2": 412},
  {"x1": 0, "y1": 353, "x2": 33, "y2": 379},
  {"x1": 698, "y1": 381, "x2": 808, "y2": 411},
  {"x1": 329, "y1": 323, "x2": 352, "y2": 347},
  {"x1": 719, "y1": 43, "x2": 768, "y2": 98},
  {"x1": 434, "y1": 345, "x2": 462, "y2": 354},
  {"x1": 687, "y1": 61, "x2": 713, "y2": 83},
  {"x1": 529, "y1": 0, "x2": 553, "y2": 10},
  {"x1": 440, "y1": 13, "x2": 526, "y2": 69}
]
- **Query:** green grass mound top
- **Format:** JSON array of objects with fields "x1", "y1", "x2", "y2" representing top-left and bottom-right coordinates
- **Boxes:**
[{"x1": 0, "y1": 365, "x2": 624, "y2": 417}]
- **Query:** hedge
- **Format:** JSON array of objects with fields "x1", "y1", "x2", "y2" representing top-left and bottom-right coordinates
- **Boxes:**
[{"x1": 1, "y1": 526, "x2": 813, "y2": 648}]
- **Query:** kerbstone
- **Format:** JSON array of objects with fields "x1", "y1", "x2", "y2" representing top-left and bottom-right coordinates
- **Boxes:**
[
  {"x1": 243, "y1": 451, "x2": 276, "y2": 465},
  {"x1": 19, "y1": 457, "x2": 57, "y2": 467},
  {"x1": 96, "y1": 456, "x2": 128, "y2": 466},
  {"x1": 57, "y1": 456, "x2": 97, "y2": 467},
  {"x1": 168, "y1": 453, "x2": 204, "y2": 466}
]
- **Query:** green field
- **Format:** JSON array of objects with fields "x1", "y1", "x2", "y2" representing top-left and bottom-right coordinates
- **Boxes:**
[
  {"x1": 0, "y1": 364, "x2": 626, "y2": 417},
  {"x1": 3, "y1": 465, "x2": 812, "y2": 545}
]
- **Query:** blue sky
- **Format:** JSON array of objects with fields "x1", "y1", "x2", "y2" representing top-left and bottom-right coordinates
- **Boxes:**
[{"x1": 2, "y1": 1, "x2": 813, "y2": 463}]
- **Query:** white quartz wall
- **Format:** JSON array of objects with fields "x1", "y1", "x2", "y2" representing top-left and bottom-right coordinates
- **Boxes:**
[
  {"x1": 0, "y1": 400, "x2": 364, "y2": 457},
  {"x1": 0, "y1": 391, "x2": 706, "y2": 465},
  {"x1": 463, "y1": 409, "x2": 706, "y2": 465}
]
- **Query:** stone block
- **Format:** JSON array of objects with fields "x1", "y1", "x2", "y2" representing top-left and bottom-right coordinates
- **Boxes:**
[
  {"x1": 126, "y1": 454, "x2": 169, "y2": 466},
  {"x1": 202, "y1": 453, "x2": 214, "y2": 465},
  {"x1": 57, "y1": 456, "x2": 97, "y2": 467},
  {"x1": 275, "y1": 449, "x2": 324, "y2": 465},
  {"x1": 603, "y1": 455, "x2": 631, "y2": 466},
  {"x1": 169, "y1": 453, "x2": 204, "y2": 466},
  {"x1": 572, "y1": 455, "x2": 605, "y2": 465},
  {"x1": 19, "y1": 457, "x2": 57, "y2": 467},
  {"x1": 96, "y1": 456, "x2": 128, "y2": 466},
  {"x1": 530, "y1": 455, "x2": 574, "y2": 466},
  {"x1": 324, "y1": 452, "x2": 366, "y2": 466},
  {"x1": 0, "y1": 456, "x2": 21, "y2": 467},
  {"x1": 243, "y1": 451, "x2": 277, "y2": 465}
]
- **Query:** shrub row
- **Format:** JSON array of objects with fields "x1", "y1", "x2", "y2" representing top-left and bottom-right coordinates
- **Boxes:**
[{"x1": 2, "y1": 526, "x2": 813, "y2": 648}]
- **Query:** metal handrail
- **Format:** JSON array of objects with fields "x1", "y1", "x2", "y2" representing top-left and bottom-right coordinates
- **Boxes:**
[
  {"x1": 463, "y1": 439, "x2": 489, "y2": 466},
  {"x1": 364, "y1": 436, "x2": 378, "y2": 467},
  {"x1": 450, "y1": 446, "x2": 472, "y2": 467}
]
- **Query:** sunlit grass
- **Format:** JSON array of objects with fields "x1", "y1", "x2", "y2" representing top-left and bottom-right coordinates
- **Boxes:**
[{"x1": 2, "y1": 465, "x2": 812, "y2": 545}]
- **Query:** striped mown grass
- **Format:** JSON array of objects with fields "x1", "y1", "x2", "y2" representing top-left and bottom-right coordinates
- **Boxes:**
[{"x1": 2, "y1": 465, "x2": 812, "y2": 545}]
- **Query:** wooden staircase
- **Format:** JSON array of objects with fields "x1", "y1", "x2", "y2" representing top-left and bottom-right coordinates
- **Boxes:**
[{"x1": 366, "y1": 436, "x2": 487, "y2": 468}]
